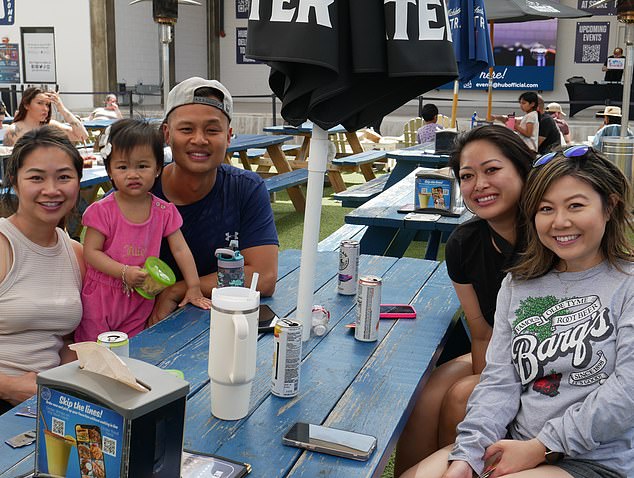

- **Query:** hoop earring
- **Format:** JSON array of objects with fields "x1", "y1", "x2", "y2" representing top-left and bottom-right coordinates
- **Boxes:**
[{"x1": 463, "y1": 200, "x2": 475, "y2": 215}]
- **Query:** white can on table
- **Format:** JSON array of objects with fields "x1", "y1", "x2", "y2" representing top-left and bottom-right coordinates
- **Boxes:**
[
  {"x1": 97, "y1": 331, "x2": 130, "y2": 357},
  {"x1": 272, "y1": 319, "x2": 303, "y2": 398},
  {"x1": 338, "y1": 240, "x2": 360, "y2": 295},
  {"x1": 355, "y1": 276, "x2": 382, "y2": 342}
]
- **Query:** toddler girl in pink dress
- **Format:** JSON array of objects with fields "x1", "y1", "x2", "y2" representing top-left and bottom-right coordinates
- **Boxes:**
[{"x1": 75, "y1": 119, "x2": 210, "y2": 341}]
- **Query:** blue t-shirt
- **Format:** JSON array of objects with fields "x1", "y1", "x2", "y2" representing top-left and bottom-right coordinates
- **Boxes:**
[{"x1": 152, "y1": 164, "x2": 279, "y2": 281}]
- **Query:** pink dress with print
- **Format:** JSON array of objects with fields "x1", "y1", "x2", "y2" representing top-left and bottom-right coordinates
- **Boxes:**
[{"x1": 75, "y1": 193, "x2": 183, "y2": 341}]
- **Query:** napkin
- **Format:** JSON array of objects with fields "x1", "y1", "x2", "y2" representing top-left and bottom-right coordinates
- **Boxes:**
[{"x1": 69, "y1": 342, "x2": 149, "y2": 392}]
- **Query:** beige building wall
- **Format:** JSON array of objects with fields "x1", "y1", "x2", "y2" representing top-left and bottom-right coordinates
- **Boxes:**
[{"x1": 0, "y1": 0, "x2": 93, "y2": 111}]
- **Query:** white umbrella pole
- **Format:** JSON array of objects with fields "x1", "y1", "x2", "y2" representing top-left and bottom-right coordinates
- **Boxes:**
[
  {"x1": 296, "y1": 125, "x2": 329, "y2": 341},
  {"x1": 621, "y1": 23, "x2": 634, "y2": 138},
  {"x1": 450, "y1": 80, "x2": 459, "y2": 128}
]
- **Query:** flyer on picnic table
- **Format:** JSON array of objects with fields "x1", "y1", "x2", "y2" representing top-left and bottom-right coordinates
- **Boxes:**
[{"x1": 181, "y1": 450, "x2": 251, "y2": 477}]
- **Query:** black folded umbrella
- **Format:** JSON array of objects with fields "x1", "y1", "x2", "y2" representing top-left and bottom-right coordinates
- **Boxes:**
[{"x1": 247, "y1": 0, "x2": 458, "y2": 130}]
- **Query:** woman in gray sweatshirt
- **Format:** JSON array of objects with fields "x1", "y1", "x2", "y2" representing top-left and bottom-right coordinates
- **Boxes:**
[{"x1": 402, "y1": 146, "x2": 634, "y2": 478}]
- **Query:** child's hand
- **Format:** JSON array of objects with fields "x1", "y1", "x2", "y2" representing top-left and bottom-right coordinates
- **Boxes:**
[
  {"x1": 124, "y1": 266, "x2": 148, "y2": 287},
  {"x1": 179, "y1": 287, "x2": 212, "y2": 309}
]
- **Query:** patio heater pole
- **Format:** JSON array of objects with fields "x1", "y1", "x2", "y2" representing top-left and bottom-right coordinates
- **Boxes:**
[
  {"x1": 296, "y1": 126, "x2": 329, "y2": 341},
  {"x1": 618, "y1": 1, "x2": 634, "y2": 137},
  {"x1": 160, "y1": 23, "x2": 173, "y2": 108},
  {"x1": 130, "y1": 0, "x2": 201, "y2": 107}
]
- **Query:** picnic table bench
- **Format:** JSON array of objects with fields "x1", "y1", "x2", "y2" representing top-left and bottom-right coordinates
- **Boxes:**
[
  {"x1": 333, "y1": 174, "x2": 390, "y2": 208},
  {"x1": 263, "y1": 168, "x2": 309, "y2": 193},
  {"x1": 317, "y1": 223, "x2": 368, "y2": 251},
  {"x1": 0, "y1": 249, "x2": 461, "y2": 478},
  {"x1": 232, "y1": 144, "x2": 301, "y2": 172}
]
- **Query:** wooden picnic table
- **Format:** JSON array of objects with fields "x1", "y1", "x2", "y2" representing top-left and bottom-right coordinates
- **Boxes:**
[
  {"x1": 0, "y1": 249, "x2": 461, "y2": 478},
  {"x1": 385, "y1": 143, "x2": 451, "y2": 189},
  {"x1": 263, "y1": 122, "x2": 365, "y2": 193},
  {"x1": 227, "y1": 134, "x2": 306, "y2": 212},
  {"x1": 346, "y1": 169, "x2": 473, "y2": 260}
]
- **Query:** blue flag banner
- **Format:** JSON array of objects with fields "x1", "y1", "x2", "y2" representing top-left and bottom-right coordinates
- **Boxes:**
[{"x1": 448, "y1": 0, "x2": 494, "y2": 82}]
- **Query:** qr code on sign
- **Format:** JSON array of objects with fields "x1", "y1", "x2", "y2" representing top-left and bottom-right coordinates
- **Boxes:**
[
  {"x1": 103, "y1": 436, "x2": 117, "y2": 457},
  {"x1": 582, "y1": 44, "x2": 601, "y2": 63},
  {"x1": 51, "y1": 417, "x2": 65, "y2": 436}
]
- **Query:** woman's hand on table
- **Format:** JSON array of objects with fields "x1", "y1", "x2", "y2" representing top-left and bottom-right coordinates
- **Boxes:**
[{"x1": 0, "y1": 372, "x2": 37, "y2": 406}]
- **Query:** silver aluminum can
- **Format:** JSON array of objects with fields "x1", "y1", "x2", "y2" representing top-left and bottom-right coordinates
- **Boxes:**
[
  {"x1": 97, "y1": 331, "x2": 130, "y2": 357},
  {"x1": 338, "y1": 240, "x2": 360, "y2": 295},
  {"x1": 272, "y1": 319, "x2": 303, "y2": 397},
  {"x1": 355, "y1": 276, "x2": 382, "y2": 342}
]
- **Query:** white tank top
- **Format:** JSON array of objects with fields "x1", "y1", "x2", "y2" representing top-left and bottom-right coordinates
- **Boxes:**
[{"x1": 0, "y1": 218, "x2": 82, "y2": 375}]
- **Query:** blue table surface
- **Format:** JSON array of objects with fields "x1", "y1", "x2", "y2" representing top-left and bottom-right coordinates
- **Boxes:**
[
  {"x1": 227, "y1": 133, "x2": 294, "y2": 153},
  {"x1": 0, "y1": 249, "x2": 460, "y2": 478},
  {"x1": 82, "y1": 118, "x2": 118, "y2": 129},
  {"x1": 387, "y1": 142, "x2": 451, "y2": 161},
  {"x1": 263, "y1": 122, "x2": 348, "y2": 135}
]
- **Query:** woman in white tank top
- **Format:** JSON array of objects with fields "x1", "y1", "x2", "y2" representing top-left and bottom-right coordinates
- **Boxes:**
[{"x1": 0, "y1": 126, "x2": 86, "y2": 413}]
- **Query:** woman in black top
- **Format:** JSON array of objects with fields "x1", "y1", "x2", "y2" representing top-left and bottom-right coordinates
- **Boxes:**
[{"x1": 395, "y1": 126, "x2": 535, "y2": 475}]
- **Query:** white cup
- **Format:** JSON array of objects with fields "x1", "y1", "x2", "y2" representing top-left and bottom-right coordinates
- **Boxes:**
[{"x1": 208, "y1": 286, "x2": 260, "y2": 420}]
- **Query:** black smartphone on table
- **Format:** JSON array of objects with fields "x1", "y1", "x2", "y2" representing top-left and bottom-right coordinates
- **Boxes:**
[
  {"x1": 282, "y1": 422, "x2": 377, "y2": 461},
  {"x1": 258, "y1": 304, "x2": 279, "y2": 333}
]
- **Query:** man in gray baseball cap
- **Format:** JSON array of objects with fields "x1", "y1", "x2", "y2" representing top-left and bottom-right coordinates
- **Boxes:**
[{"x1": 149, "y1": 77, "x2": 279, "y2": 325}]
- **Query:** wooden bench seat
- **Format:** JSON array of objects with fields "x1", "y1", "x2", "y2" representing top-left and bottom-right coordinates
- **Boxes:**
[
  {"x1": 263, "y1": 168, "x2": 309, "y2": 194},
  {"x1": 317, "y1": 223, "x2": 368, "y2": 251},
  {"x1": 327, "y1": 149, "x2": 387, "y2": 192},
  {"x1": 333, "y1": 174, "x2": 390, "y2": 208}
]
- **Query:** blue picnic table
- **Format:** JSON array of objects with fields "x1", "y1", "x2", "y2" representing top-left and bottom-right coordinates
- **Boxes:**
[
  {"x1": 0, "y1": 249, "x2": 461, "y2": 478},
  {"x1": 385, "y1": 143, "x2": 451, "y2": 189},
  {"x1": 346, "y1": 169, "x2": 473, "y2": 260},
  {"x1": 263, "y1": 122, "x2": 366, "y2": 193},
  {"x1": 226, "y1": 133, "x2": 306, "y2": 212}
]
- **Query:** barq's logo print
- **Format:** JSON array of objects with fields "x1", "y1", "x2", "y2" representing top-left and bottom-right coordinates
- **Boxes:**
[{"x1": 511, "y1": 295, "x2": 613, "y2": 386}]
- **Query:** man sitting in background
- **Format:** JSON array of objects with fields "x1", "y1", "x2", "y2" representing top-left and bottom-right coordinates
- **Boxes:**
[
  {"x1": 545, "y1": 102, "x2": 571, "y2": 145},
  {"x1": 416, "y1": 103, "x2": 443, "y2": 144},
  {"x1": 536, "y1": 95, "x2": 561, "y2": 154},
  {"x1": 88, "y1": 94, "x2": 123, "y2": 121},
  {"x1": 593, "y1": 106, "x2": 634, "y2": 150}
]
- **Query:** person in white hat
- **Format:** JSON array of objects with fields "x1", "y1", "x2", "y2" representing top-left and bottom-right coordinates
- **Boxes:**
[
  {"x1": 592, "y1": 105, "x2": 634, "y2": 150},
  {"x1": 544, "y1": 102, "x2": 571, "y2": 145},
  {"x1": 147, "y1": 77, "x2": 279, "y2": 325}
]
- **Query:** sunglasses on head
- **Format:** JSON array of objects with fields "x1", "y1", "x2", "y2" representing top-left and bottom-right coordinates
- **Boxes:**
[{"x1": 533, "y1": 145, "x2": 590, "y2": 168}]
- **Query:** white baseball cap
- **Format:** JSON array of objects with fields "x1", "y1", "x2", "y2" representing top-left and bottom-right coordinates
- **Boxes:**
[
  {"x1": 164, "y1": 77, "x2": 233, "y2": 121},
  {"x1": 545, "y1": 102, "x2": 566, "y2": 116}
]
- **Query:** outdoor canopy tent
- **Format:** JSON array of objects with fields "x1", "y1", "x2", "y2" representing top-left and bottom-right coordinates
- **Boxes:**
[{"x1": 246, "y1": 0, "x2": 458, "y2": 339}]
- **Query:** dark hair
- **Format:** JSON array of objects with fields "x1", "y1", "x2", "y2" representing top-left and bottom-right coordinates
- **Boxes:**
[
  {"x1": 518, "y1": 91, "x2": 538, "y2": 112},
  {"x1": 421, "y1": 104, "x2": 439, "y2": 122},
  {"x1": 449, "y1": 124, "x2": 535, "y2": 182},
  {"x1": 1, "y1": 126, "x2": 83, "y2": 213},
  {"x1": 0, "y1": 100, "x2": 6, "y2": 116},
  {"x1": 103, "y1": 119, "x2": 164, "y2": 175},
  {"x1": 510, "y1": 148, "x2": 634, "y2": 279},
  {"x1": 606, "y1": 115, "x2": 621, "y2": 125},
  {"x1": 13, "y1": 87, "x2": 51, "y2": 124}
]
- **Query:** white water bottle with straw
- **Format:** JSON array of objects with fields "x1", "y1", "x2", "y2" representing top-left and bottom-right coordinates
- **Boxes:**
[{"x1": 208, "y1": 273, "x2": 260, "y2": 420}]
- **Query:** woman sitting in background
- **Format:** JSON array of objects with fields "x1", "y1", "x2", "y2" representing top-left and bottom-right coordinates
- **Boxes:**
[{"x1": 2, "y1": 87, "x2": 88, "y2": 147}]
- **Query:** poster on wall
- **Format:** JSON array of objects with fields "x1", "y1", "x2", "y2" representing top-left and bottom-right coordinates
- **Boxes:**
[
  {"x1": 0, "y1": 43, "x2": 20, "y2": 83},
  {"x1": 236, "y1": 0, "x2": 250, "y2": 19},
  {"x1": 578, "y1": 0, "x2": 616, "y2": 15},
  {"x1": 574, "y1": 22, "x2": 610, "y2": 63},
  {"x1": 0, "y1": 0, "x2": 14, "y2": 25},
  {"x1": 21, "y1": 27, "x2": 57, "y2": 84},
  {"x1": 236, "y1": 28, "x2": 260, "y2": 64},
  {"x1": 443, "y1": 19, "x2": 558, "y2": 91}
]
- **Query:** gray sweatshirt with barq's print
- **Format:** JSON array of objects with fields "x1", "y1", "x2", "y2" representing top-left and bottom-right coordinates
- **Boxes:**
[{"x1": 449, "y1": 260, "x2": 634, "y2": 477}]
